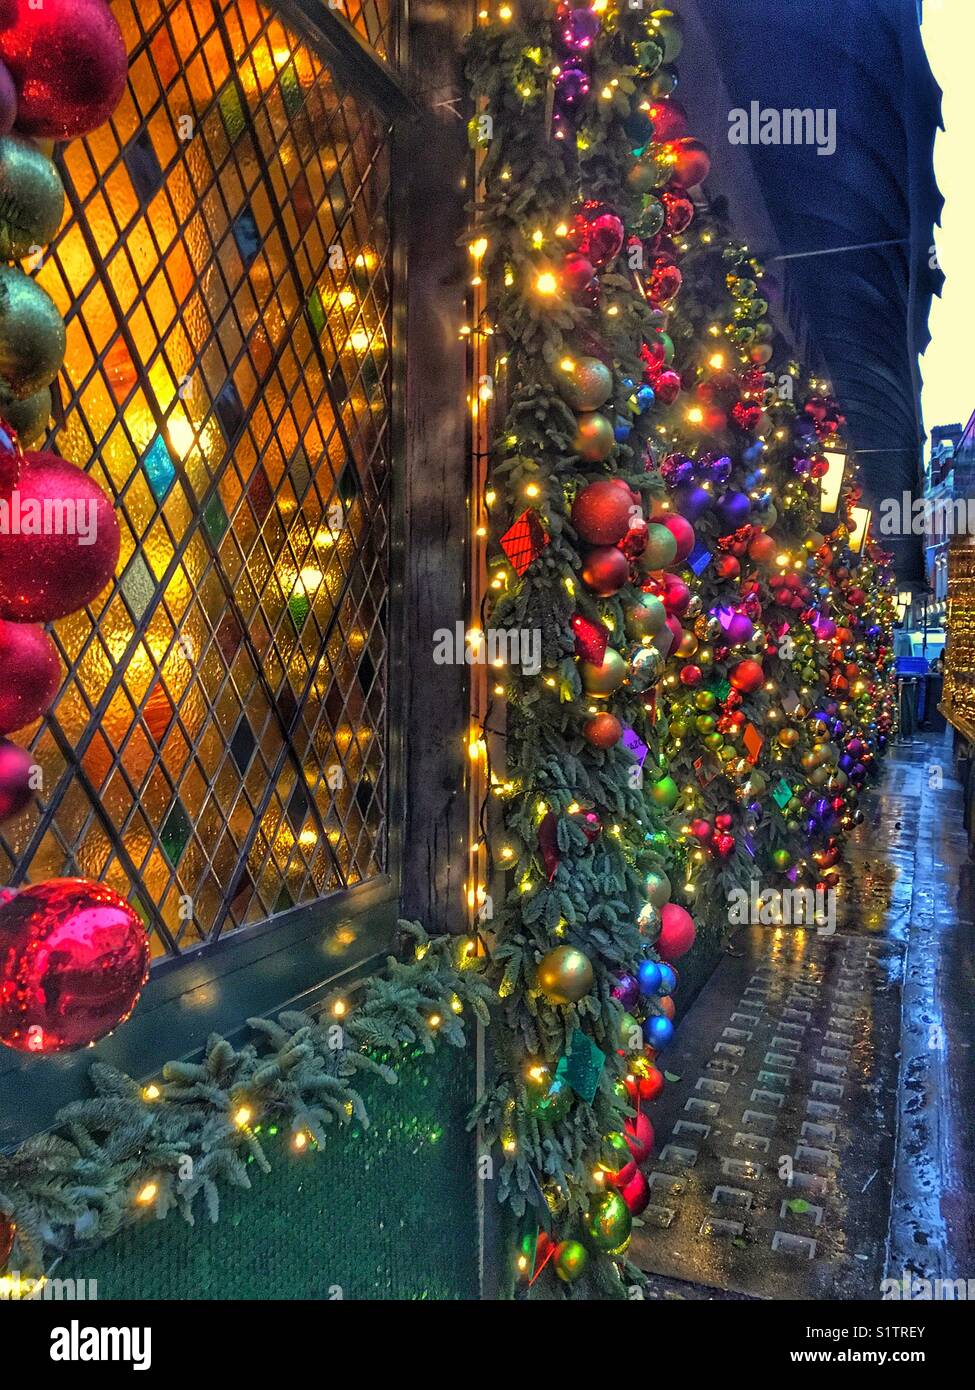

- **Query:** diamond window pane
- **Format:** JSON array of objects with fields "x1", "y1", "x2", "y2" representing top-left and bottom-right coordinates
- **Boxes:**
[{"x1": 0, "y1": 0, "x2": 392, "y2": 963}]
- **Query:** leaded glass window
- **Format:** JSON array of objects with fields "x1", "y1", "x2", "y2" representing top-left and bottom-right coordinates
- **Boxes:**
[{"x1": 0, "y1": 0, "x2": 394, "y2": 964}]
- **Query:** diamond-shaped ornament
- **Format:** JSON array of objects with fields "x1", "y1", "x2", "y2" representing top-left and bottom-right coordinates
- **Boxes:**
[
  {"x1": 555, "y1": 1028, "x2": 606, "y2": 1103},
  {"x1": 501, "y1": 510, "x2": 550, "y2": 576}
]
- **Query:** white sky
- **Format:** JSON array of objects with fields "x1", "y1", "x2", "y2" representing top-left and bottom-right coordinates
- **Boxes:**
[{"x1": 920, "y1": 1, "x2": 974, "y2": 440}]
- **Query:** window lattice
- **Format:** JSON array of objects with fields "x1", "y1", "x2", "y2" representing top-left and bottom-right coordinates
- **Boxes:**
[{"x1": 0, "y1": 0, "x2": 393, "y2": 962}]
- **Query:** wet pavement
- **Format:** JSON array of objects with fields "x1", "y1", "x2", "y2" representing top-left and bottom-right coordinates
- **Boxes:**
[{"x1": 631, "y1": 730, "x2": 975, "y2": 1300}]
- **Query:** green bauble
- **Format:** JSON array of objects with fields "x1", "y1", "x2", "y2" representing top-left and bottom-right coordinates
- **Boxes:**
[
  {"x1": 651, "y1": 9, "x2": 684, "y2": 62},
  {"x1": 694, "y1": 689, "x2": 717, "y2": 711},
  {"x1": 525, "y1": 1067, "x2": 572, "y2": 1123},
  {"x1": 626, "y1": 160, "x2": 657, "y2": 196},
  {"x1": 617, "y1": 1011, "x2": 642, "y2": 1052},
  {"x1": 625, "y1": 592, "x2": 668, "y2": 640},
  {"x1": 573, "y1": 411, "x2": 615, "y2": 463},
  {"x1": 0, "y1": 266, "x2": 65, "y2": 399},
  {"x1": 559, "y1": 356, "x2": 613, "y2": 412},
  {"x1": 0, "y1": 382, "x2": 50, "y2": 445},
  {"x1": 695, "y1": 714, "x2": 715, "y2": 734},
  {"x1": 554, "y1": 1240, "x2": 589, "y2": 1283},
  {"x1": 638, "y1": 196, "x2": 665, "y2": 238},
  {"x1": 639, "y1": 522, "x2": 678, "y2": 571},
  {"x1": 644, "y1": 869, "x2": 671, "y2": 908},
  {"x1": 0, "y1": 136, "x2": 65, "y2": 260},
  {"x1": 649, "y1": 774, "x2": 679, "y2": 808},
  {"x1": 580, "y1": 647, "x2": 626, "y2": 697},
  {"x1": 537, "y1": 946, "x2": 594, "y2": 1005},
  {"x1": 668, "y1": 718, "x2": 687, "y2": 737},
  {"x1": 704, "y1": 732, "x2": 724, "y2": 750},
  {"x1": 772, "y1": 849, "x2": 792, "y2": 870},
  {"x1": 586, "y1": 1190, "x2": 632, "y2": 1254}
]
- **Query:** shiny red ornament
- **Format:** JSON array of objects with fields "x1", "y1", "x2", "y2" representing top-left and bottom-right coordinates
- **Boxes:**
[
  {"x1": 0, "y1": 878, "x2": 150, "y2": 1053},
  {"x1": 625, "y1": 1064, "x2": 664, "y2": 1103},
  {"x1": 729, "y1": 658, "x2": 764, "y2": 694},
  {"x1": 572, "y1": 202, "x2": 624, "y2": 267},
  {"x1": 624, "y1": 1109, "x2": 654, "y2": 1163},
  {"x1": 645, "y1": 97, "x2": 689, "y2": 142},
  {"x1": 0, "y1": 450, "x2": 120, "y2": 622},
  {"x1": 572, "y1": 612, "x2": 609, "y2": 664},
  {"x1": 713, "y1": 833, "x2": 736, "y2": 859},
  {"x1": 662, "y1": 572, "x2": 690, "y2": 616},
  {"x1": 667, "y1": 137, "x2": 711, "y2": 189},
  {"x1": 620, "y1": 515, "x2": 649, "y2": 560},
  {"x1": 0, "y1": 737, "x2": 32, "y2": 823},
  {"x1": 618, "y1": 1164, "x2": 651, "y2": 1216},
  {"x1": 572, "y1": 479, "x2": 636, "y2": 545},
  {"x1": 679, "y1": 663, "x2": 702, "y2": 687},
  {"x1": 661, "y1": 513, "x2": 695, "y2": 564},
  {"x1": 562, "y1": 251, "x2": 596, "y2": 296},
  {"x1": 653, "y1": 369, "x2": 682, "y2": 405},
  {"x1": 0, "y1": 0, "x2": 128, "y2": 140},
  {"x1": 715, "y1": 553, "x2": 740, "y2": 580},
  {"x1": 690, "y1": 818, "x2": 712, "y2": 841},
  {"x1": 661, "y1": 189, "x2": 694, "y2": 234},
  {"x1": 0, "y1": 1208, "x2": 13, "y2": 1266},
  {"x1": 0, "y1": 618, "x2": 59, "y2": 736},
  {"x1": 647, "y1": 258, "x2": 682, "y2": 306},
  {"x1": 657, "y1": 902, "x2": 696, "y2": 960},
  {"x1": 582, "y1": 545, "x2": 629, "y2": 596}
]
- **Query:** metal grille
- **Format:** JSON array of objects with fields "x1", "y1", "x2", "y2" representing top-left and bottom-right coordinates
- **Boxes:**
[
  {"x1": 0, "y1": 0, "x2": 394, "y2": 962},
  {"x1": 331, "y1": 0, "x2": 396, "y2": 61}
]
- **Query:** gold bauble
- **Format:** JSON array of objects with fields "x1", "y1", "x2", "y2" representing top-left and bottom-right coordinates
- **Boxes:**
[{"x1": 537, "y1": 946, "x2": 594, "y2": 1005}]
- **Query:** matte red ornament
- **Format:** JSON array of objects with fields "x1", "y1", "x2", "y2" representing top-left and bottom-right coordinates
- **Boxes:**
[
  {"x1": 583, "y1": 712, "x2": 623, "y2": 748},
  {"x1": 0, "y1": 618, "x2": 59, "y2": 736},
  {"x1": 0, "y1": 878, "x2": 150, "y2": 1053},
  {"x1": 657, "y1": 902, "x2": 696, "y2": 960},
  {"x1": 0, "y1": 450, "x2": 121, "y2": 622},
  {"x1": 0, "y1": 737, "x2": 32, "y2": 823},
  {"x1": 624, "y1": 1109, "x2": 654, "y2": 1163},
  {"x1": 0, "y1": 0, "x2": 128, "y2": 140},
  {"x1": 571, "y1": 479, "x2": 635, "y2": 545},
  {"x1": 581, "y1": 545, "x2": 629, "y2": 596}
]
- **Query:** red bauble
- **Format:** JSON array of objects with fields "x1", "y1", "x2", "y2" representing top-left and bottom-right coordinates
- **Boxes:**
[
  {"x1": 0, "y1": 737, "x2": 32, "y2": 823},
  {"x1": 625, "y1": 1064, "x2": 664, "y2": 1103},
  {"x1": 747, "y1": 532, "x2": 777, "y2": 567},
  {"x1": 0, "y1": 1209, "x2": 13, "y2": 1266},
  {"x1": 729, "y1": 658, "x2": 764, "y2": 694},
  {"x1": 679, "y1": 663, "x2": 702, "y2": 687},
  {"x1": 618, "y1": 1164, "x2": 651, "y2": 1216},
  {"x1": 0, "y1": 451, "x2": 120, "y2": 621},
  {"x1": 0, "y1": 0, "x2": 128, "y2": 139},
  {"x1": 572, "y1": 479, "x2": 636, "y2": 545},
  {"x1": 661, "y1": 189, "x2": 694, "y2": 234},
  {"x1": 651, "y1": 370, "x2": 680, "y2": 407},
  {"x1": 658, "y1": 902, "x2": 696, "y2": 961},
  {"x1": 662, "y1": 572, "x2": 690, "y2": 616},
  {"x1": 562, "y1": 251, "x2": 596, "y2": 296},
  {"x1": 583, "y1": 712, "x2": 623, "y2": 748},
  {"x1": 662, "y1": 513, "x2": 695, "y2": 563},
  {"x1": 582, "y1": 545, "x2": 630, "y2": 596},
  {"x1": 624, "y1": 1110, "x2": 654, "y2": 1163},
  {"x1": 715, "y1": 554, "x2": 741, "y2": 580},
  {"x1": 0, "y1": 619, "x2": 59, "y2": 735},
  {"x1": 645, "y1": 97, "x2": 689, "y2": 142},
  {"x1": 668, "y1": 137, "x2": 711, "y2": 189},
  {"x1": 690, "y1": 818, "x2": 712, "y2": 841},
  {"x1": 0, "y1": 878, "x2": 150, "y2": 1053},
  {"x1": 647, "y1": 259, "x2": 682, "y2": 306}
]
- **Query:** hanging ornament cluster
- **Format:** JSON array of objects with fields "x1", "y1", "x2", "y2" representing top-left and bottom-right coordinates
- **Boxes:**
[{"x1": 0, "y1": 4, "x2": 144, "y2": 1054}]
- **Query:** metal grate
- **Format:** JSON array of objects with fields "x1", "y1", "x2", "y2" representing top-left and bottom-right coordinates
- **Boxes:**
[{"x1": 0, "y1": 0, "x2": 394, "y2": 962}]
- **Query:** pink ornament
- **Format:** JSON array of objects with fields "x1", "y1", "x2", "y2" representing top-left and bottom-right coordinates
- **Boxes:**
[
  {"x1": 624, "y1": 1110, "x2": 654, "y2": 1163},
  {"x1": 657, "y1": 902, "x2": 696, "y2": 961},
  {"x1": 0, "y1": 738, "x2": 32, "y2": 823},
  {"x1": 0, "y1": 619, "x2": 60, "y2": 736},
  {"x1": 662, "y1": 513, "x2": 695, "y2": 563}
]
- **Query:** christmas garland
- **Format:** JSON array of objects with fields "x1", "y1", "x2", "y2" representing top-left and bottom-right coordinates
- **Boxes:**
[{"x1": 0, "y1": 922, "x2": 493, "y2": 1285}]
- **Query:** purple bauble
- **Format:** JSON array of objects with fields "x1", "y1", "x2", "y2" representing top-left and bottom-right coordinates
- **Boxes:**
[
  {"x1": 559, "y1": 7, "x2": 601, "y2": 53},
  {"x1": 804, "y1": 818, "x2": 818, "y2": 837},
  {"x1": 716, "y1": 490, "x2": 750, "y2": 528},
  {"x1": 838, "y1": 754, "x2": 854, "y2": 774},
  {"x1": 851, "y1": 762, "x2": 867, "y2": 783},
  {"x1": 792, "y1": 456, "x2": 811, "y2": 476},
  {"x1": 676, "y1": 484, "x2": 710, "y2": 521},
  {"x1": 555, "y1": 64, "x2": 590, "y2": 107},
  {"x1": 710, "y1": 455, "x2": 733, "y2": 484},
  {"x1": 0, "y1": 59, "x2": 16, "y2": 136},
  {"x1": 612, "y1": 972, "x2": 640, "y2": 1011}
]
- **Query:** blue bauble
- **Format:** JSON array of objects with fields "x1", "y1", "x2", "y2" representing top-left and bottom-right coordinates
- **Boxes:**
[
  {"x1": 657, "y1": 963, "x2": 677, "y2": 994},
  {"x1": 743, "y1": 440, "x2": 765, "y2": 463},
  {"x1": 637, "y1": 959, "x2": 663, "y2": 995},
  {"x1": 614, "y1": 415, "x2": 633, "y2": 442},
  {"x1": 643, "y1": 1014, "x2": 674, "y2": 1048},
  {"x1": 635, "y1": 384, "x2": 655, "y2": 414},
  {"x1": 716, "y1": 490, "x2": 751, "y2": 528}
]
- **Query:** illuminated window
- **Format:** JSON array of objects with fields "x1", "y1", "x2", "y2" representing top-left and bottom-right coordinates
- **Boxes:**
[
  {"x1": 0, "y1": 0, "x2": 393, "y2": 962},
  {"x1": 330, "y1": 0, "x2": 397, "y2": 61}
]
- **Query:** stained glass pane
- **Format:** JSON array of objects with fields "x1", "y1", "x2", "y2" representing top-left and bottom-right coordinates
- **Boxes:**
[
  {"x1": 0, "y1": 0, "x2": 393, "y2": 963},
  {"x1": 330, "y1": 1, "x2": 397, "y2": 63}
]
